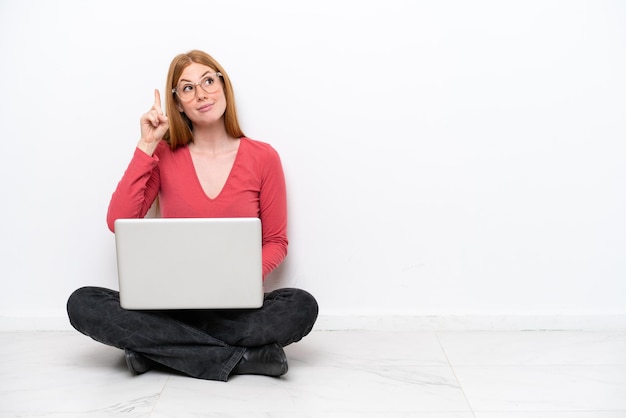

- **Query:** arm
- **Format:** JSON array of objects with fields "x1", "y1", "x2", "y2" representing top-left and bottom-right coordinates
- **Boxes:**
[
  {"x1": 106, "y1": 148, "x2": 161, "y2": 232},
  {"x1": 259, "y1": 146, "x2": 289, "y2": 277},
  {"x1": 106, "y1": 90, "x2": 169, "y2": 232}
]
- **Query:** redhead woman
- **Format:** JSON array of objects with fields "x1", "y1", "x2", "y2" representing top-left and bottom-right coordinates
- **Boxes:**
[{"x1": 67, "y1": 50, "x2": 318, "y2": 381}]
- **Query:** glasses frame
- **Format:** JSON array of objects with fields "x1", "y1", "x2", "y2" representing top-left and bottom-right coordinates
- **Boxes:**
[{"x1": 172, "y1": 72, "x2": 223, "y2": 102}]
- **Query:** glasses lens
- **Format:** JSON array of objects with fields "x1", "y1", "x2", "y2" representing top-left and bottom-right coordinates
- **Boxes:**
[
  {"x1": 175, "y1": 74, "x2": 221, "y2": 102},
  {"x1": 199, "y1": 75, "x2": 220, "y2": 94}
]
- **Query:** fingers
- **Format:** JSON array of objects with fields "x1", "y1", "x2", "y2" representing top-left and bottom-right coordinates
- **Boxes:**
[
  {"x1": 143, "y1": 89, "x2": 167, "y2": 128},
  {"x1": 141, "y1": 108, "x2": 167, "y2": 129},
  {"x1": 148, "y1": 111, "x2": 168, "y2": 128},
  {"x1": 157, "y1": 112, "x2": 168, "y2": 126},
  {"x1": 153, "y1": 89, "x2": 162, "y2": 113},
  {"x1": 148, "y1": 112, "x2": 160, "y2": 128},
  {"x1": 139, "y1": 89, "x2": 169, "y2": 144}
]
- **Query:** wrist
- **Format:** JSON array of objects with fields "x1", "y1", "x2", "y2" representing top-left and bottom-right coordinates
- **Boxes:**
[{"x1": 137, "y1": 139, "x2": 159, "y2": 156}]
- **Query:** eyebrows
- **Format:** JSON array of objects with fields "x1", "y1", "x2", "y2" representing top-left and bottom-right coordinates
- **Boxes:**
[{"x1": 178, "y1": 70, "x2": 216, "y2": 84}]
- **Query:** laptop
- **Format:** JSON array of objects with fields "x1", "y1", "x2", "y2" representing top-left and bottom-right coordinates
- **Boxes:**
[{"x1": 114, "y1": 217, "x2": 264, "y2": 310}]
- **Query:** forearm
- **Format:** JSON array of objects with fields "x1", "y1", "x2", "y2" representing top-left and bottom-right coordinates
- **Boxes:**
[
  {"x1": 262, "y1": 238, "x2": 288, "y2": 278},
  {"x1": 106, "y1": 147, "x2": 160, "y2": 232}
]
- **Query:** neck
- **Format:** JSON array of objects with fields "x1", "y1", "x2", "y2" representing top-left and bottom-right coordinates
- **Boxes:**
[{"x1": 191, "y1": 122, "x2": 233, "y2": 148}]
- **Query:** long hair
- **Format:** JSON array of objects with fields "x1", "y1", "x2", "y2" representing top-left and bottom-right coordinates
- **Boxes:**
[{"x1": 163, "y1": 50, "x2": 244, "y2": 150}]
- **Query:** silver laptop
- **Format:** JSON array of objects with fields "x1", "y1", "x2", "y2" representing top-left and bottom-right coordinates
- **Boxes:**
[{"x1": 114, "y1": 217, "x2": 264, "y2": 310}]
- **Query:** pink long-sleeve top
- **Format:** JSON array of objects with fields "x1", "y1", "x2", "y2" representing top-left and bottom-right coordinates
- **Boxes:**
[{"x1": 107, "y1": 137, "x2": 288, "y2": 278}]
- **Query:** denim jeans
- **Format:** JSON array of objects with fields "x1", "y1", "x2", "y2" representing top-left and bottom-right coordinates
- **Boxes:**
[{"x1": 67, "y1": 286, "x2": 318, "y2": 381}]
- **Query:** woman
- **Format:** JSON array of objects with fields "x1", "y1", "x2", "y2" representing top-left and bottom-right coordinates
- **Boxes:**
[{"x1": 67, "y1": 50, "x2": 318, "y2": 381}]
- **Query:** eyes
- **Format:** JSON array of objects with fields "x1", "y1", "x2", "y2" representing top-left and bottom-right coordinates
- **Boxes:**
[
  {"x1": 203, "y1": 76, "x2": 217, "y2": 87},
  {"x1": 173, "y1": 72, "x2": 223, "y2": 101},
  {"x1": 181, "y1": 75, "x2": 218, "y2": 93}
]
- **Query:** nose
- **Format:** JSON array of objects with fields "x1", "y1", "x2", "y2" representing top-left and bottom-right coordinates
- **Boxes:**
[{"x1": 195, "y1": 85, "x2": 207, "y2": 100}]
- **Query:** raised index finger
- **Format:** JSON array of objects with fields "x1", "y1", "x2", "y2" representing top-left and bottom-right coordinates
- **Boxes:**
[{"x1": 153, "y1": 89, "x2": 162, "y2": 112}]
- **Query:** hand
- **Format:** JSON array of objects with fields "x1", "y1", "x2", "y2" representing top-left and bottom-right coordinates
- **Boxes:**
[{"x1": 137, "y1": 89, "x2": 169, "y2": 155}]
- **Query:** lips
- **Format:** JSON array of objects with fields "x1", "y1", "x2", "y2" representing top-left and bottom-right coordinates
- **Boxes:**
[{"x1": 197, "y1": 103, "x2": 214, "y2": 112}]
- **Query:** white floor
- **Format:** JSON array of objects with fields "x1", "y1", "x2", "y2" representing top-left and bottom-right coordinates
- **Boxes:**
[{"x1": 1, "y1": 329, "x2": 626, "y2": 417}]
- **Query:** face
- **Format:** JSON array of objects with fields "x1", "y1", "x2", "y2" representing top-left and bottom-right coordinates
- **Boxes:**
[{"x1": 175, "y1": 62, "x2": 227, "y2": 127}]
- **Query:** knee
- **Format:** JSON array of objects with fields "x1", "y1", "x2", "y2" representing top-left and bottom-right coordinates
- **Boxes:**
[
  {"x1": 296, "y1": 289, "x2": 319, "y2": 323},
  {"x1": 66, "y1": 287, "x2": 83, "y2": 331},
  {"x1": 276, "y1": 288, "x2": 319, "y2": 326},
  {"x1": 275, "y1": 288, "x2": 318, "y2": 345},
  {"x1": 66, "y1": 286, "x2": 117, "y2": 331},
  {"x1": 67, "y1": 286, "x2": 86, "y2": 314},
  {"x1": 67, "y1": 286, "x2": 96, "y2": 315},
  {"x1": 67, "y1": 287, "x2": 94, "y2": 330}
]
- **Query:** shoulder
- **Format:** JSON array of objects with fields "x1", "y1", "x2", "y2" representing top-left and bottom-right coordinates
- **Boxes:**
[
  {"x1": 241, "y1": 137, "x2": 282, "y2": 161},
  {"x1": 154, "y1": 140, "x2": 187, "y2": 160}
]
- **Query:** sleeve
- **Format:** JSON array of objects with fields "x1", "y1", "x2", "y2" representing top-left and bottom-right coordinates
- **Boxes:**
[
  {"x1": 259, "y1": 145, "x2": 289, "y2": 278},
  {"x1": 106, "y1": 147, "x2": 161, "y2": 232}
]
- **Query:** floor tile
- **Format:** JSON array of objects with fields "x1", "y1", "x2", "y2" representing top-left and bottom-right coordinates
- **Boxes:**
[
  {"x1": 0, "y1": 332, "x2": 167, "y2": 416},
  {"x1": 151, "y1": 365, "x2": 471, "y2": 416},
  {"x1": 2, "y1": 329, "x2": 625, "y2": 417},
  {"x1": 285, "y1": 330, "x2": 449, "y2": 367},
  {"x1": 454, "y1": 365, "x2": 626, "y2": 412},
  {"x1": 152, "y1": 413, "x2": 476, "y2": 418},
  {"x1": 437, "y1": 331, "x2": 626, "y2": 366},
  {"x1": 474, "y1": 412, "x2": 626, "y2": 418},
  {"x1": 1, "y1": 362, "x2": 166, "y2": 416}
]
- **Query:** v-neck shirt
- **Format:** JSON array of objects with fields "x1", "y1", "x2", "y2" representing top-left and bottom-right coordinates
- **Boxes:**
[{"x1": 107, "y1": 137, "x2": 288, "y2": 277}]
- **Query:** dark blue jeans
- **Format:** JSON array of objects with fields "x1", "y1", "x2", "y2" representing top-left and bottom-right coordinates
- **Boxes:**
[{"x1": 67, "y1": 286, "x2": 318, "y2": 381}]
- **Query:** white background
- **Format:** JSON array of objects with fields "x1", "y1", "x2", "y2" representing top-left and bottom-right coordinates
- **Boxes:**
[{"x1": 1, "y1": 0, "x2": 624, "y2": 327}]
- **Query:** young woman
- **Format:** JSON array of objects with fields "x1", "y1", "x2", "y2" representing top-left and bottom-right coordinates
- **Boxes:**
[{"x1": 67, "y1": 50, "x2": 318, "y2": 381}]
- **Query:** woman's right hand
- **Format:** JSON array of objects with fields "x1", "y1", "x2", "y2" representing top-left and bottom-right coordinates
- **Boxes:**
[{"x1": 137, "y1": 89, "x2": 169, "y2": 156}]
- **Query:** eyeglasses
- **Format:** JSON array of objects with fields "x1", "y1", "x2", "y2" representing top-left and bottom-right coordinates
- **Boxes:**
[{"x1": 172, "y1": 72, "x2": 223, "y2": 102}]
